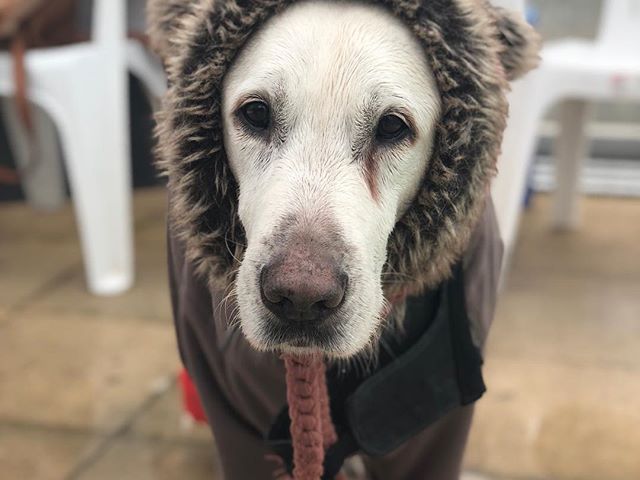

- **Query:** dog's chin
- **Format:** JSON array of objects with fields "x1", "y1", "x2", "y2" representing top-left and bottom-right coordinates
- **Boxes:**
[{"x1": 240, "y1": 313, "x2": 378, "y2": 359}]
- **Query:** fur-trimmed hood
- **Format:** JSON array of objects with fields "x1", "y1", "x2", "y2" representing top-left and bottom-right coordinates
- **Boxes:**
[{"x1": 148, "y1": 0, "x2": 539, "y2": 296}]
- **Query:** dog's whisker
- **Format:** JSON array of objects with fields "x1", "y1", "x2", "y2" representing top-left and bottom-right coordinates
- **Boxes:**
[
  {"x1": 226, "y1": 305, "x2": 243, "y2": 330},
  {"x1": 381, "y1": 272, "x2": 417, "y2": 283},
  {"x1": 223, "y1": 232, "x2": 246, "y2": 265},
  {"x1": 216, "y1": 280, "x2": 239, "y2": 317},
  {"x1": 224, "y1": 238, "x2": 247, "y2": 248}
]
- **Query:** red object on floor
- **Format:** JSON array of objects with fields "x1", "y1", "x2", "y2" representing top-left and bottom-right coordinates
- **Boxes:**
[{"x1": 179, "y1": 368, "x2": 208, "y2": 423}]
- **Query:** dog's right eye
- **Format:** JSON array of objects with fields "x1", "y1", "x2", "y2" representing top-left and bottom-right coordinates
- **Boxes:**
[{"x1": 239, "y1": 101, "x2": 270, "y2": 131}]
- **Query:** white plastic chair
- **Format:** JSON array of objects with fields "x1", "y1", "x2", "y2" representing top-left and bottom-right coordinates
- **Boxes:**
[
  {"x1": 0, "y1": 0, "x2": 165, "y2": 295},
  {"x1": 492, "y1": 0, "x2": 640, "y2": 263}
]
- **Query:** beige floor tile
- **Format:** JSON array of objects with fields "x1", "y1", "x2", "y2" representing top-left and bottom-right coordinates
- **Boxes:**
[
  {"x1": 0, "y1": 310, "x2": 178, "y2": 431},
  {"x1": 75, "y1": 437, "x2": 219, "y2": 480},
  {"x1": 131, "y1": 383, "x2": 213, "y2": 444},
  {"x1": 0, "y1": 201, "x2": 81, "y2": 319},
  {"x1": 466, "y1": 357, "x2": 640, "y2": 480},
  {"x1": 0, "y1": 243, "x2": 79, "y2": 321},
  {"x1": 2, "y1": 187, "x2": 171, "y2": 323},
  {"x1": 0, "y1": 200, "x2": 78, "y2": 244},
  {"x1": 0, "y1": 187, "x2": 165, "y2": 246},
  {"x1": 461, "y1": 473, "x2": 497, "y2": 480},
  {"x1": 465, "y1": 195, "x2": 640, "y2": 480},
  {"x1": 24, "y1": 221, "x2": 172, "y2": 323},
  {"x1": 509, "y1": 195, "x2": 640, "y2": 281},
  {"x1": 0, "y1": 424, "x2": 102, "y2": 480},
  {"x1": 489, "y1": 275, "x2": 640, "y2": 369}
]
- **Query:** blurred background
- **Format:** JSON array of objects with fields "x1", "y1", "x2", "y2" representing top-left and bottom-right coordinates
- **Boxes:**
[{"x1": 0, "y1": 0, "x2": 638, "y2": 479}]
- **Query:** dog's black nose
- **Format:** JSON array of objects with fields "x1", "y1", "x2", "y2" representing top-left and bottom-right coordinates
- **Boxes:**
[{"x1": 260, "y1": 252, "x2": 347, "y2": 324}]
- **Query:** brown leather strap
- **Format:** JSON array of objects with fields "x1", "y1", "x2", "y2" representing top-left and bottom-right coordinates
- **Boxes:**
[
  {"x1": 23, "y1": 0, "x2": 76, "y2": 47},
  {"x1": 0, "y1": 165, "x2": 19, "y2": 184},
  {"x1": 10, "y1": 33, "x2": 31, "y2": 131},
  {"x1": 0, "y1": 33, "x2": 29, "y2": 185}
]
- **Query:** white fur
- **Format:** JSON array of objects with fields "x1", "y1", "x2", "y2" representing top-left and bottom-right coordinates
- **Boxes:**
[{"x1": 222, "y1": 1, "x2": 441, "y2": 357}]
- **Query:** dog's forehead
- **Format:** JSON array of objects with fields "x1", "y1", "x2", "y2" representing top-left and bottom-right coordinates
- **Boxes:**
[{"x1": 223, "y1": 1, "x2": 437, "y2": 114}]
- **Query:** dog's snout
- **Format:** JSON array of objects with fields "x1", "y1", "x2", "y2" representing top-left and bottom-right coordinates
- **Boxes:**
[{"x1": 260, "y1": 251, "x2": 347, "y2": 324}]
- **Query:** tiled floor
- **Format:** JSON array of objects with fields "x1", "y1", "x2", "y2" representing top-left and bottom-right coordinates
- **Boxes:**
[
  {"x1": 465, "y1": 195, "x2": 640, "y2": 480},
  {"x1": 1, "y1": 188, "x2": 639, "y2": 480}
]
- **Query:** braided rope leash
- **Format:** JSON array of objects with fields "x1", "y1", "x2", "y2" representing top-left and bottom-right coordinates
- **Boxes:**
[{"x1": 282, "y1": 354, "x2": 344, "y2": 480}]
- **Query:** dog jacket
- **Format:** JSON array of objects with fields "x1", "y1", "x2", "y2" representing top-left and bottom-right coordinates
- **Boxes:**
[{"x1": 149, "y1": 1, "x2": 540, "y2": 478}]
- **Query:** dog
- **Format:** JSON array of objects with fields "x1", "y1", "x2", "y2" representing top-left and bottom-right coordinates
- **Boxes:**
[{"x1": 149, "y1": 1, "x2": 539, "y2": 478}]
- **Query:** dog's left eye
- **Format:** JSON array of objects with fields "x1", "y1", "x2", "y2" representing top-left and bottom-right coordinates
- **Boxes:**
[
  {"x1": 240, "y1": 100, "x2": 270, "y2": 131},
  {"x1": 376, "y1": 114, "x2": 409, "y2": 142}
]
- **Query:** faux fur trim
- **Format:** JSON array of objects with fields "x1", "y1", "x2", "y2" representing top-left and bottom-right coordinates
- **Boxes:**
[
  {"x1": 489, "y1": 4, "x2": 541, "y2": 81},
  {"x1": 146, "y1": 0, "x2": 194, "y2": 65},
  {"x1": 148, "y1": 0, "x2": 540, "y2": 294}
]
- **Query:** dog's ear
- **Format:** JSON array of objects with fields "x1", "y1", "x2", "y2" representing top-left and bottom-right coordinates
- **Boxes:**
[
  {"x1": 489, "y1": 6, "x2": 541, "y2": 81},
  {"x1": 146, "y1": 0, "x2": 193, "y2": 62}
]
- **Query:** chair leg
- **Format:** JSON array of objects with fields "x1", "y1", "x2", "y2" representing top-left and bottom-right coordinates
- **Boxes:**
[
  {"x1": 552, "y1": 99, "x2": 592, "y2": 230},
  {"x1": 1, "y1": 97, "x2": 66, "y2": 211},
  {"x1": 45, "y1": 66, "x2": 134, "y2": 295},
  {"x1": 491, "y1": 74, "x2": 548, "y2": 271}
]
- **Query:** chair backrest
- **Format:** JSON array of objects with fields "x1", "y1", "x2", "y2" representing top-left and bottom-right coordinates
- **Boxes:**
[{"x1": 597, "y1": 0, "x2": 640, "y2": 48}]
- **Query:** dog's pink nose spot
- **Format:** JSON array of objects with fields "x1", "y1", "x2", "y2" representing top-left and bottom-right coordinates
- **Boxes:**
[{"x1": 261, "y1": 250, "x2": 347, "y2": 324}]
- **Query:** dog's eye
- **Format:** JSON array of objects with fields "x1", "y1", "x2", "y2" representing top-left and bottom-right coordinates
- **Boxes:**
[
  {"x1": 240, "y1": 101, "x2": 270, "y2": 130},
  {"x1": 376, "y1": 114, "x2": 409, "y2": 142}
]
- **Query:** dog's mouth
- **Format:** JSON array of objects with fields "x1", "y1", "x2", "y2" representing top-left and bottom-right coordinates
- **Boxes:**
[
  {"x1": 258, "y1": 312, "x2": 347, "y2": 353},
  {"x1": 237, "y1": 289, "x2": 384, "y2": 358}
]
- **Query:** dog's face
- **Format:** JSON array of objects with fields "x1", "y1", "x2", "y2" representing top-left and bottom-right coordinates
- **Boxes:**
[{"x1": 222, "y1": 1, "x2": 441, "y2": 357}]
